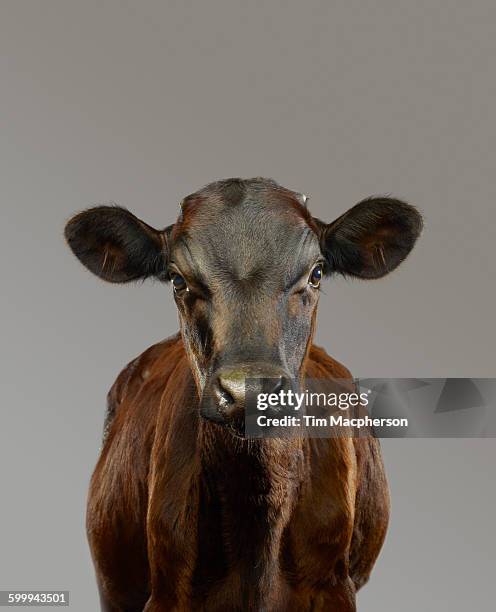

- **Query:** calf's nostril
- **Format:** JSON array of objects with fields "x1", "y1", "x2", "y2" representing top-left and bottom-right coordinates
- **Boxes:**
[
  {"x1": 216, "y1": 385, "x2": 235, "y2": 410},
  {"x1": 215, "y1": 373, "x2": 246, "y2": 413}
]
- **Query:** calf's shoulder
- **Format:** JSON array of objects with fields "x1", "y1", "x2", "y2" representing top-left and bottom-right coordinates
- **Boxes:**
[{"x1": 306, "y1": 344, "x2": 353, "y2": 380}]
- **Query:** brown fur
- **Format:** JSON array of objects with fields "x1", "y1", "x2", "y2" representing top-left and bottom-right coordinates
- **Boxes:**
[
  {"x1": 88, "y1": 335, "x2": 389, "y2": 611},
  {"x1": 64, "y1": 178, "x2": 420, "y2": 611}
]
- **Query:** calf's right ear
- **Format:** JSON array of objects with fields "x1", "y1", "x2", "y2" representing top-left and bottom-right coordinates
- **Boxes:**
[{"x1": 64, "y1": 206, "x2": 171, "y2": 283}]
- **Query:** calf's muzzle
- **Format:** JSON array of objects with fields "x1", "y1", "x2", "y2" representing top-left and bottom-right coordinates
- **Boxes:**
[{"x1": 200, "y1": 363, "x2": 292, "y2": 433}]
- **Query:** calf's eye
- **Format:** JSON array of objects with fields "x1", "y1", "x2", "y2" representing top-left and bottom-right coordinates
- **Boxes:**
[
  {"x1": 309, "y1": 264, "x2": 323, "y2": 288},
  {"x1": 171, "y1": 273, "x2": 188, "y2": 293}
]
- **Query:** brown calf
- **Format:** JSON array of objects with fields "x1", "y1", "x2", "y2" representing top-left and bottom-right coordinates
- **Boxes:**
[{"x1": 65, "y1": 178, "x2": 422, "y2": 611}]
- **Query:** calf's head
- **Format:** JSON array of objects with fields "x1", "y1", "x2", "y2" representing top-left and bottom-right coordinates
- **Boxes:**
[{"x1": 65, "y1": 178, "x2": 422, "y2": 431}]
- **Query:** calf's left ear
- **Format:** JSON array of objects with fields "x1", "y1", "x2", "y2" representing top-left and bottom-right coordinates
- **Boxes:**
[
  {"x1": 320, "y1": 197, "x2": 423, "y2": 279},
  {"x1": 64, "y1": 206, "x2": 171, "y2": 283}
]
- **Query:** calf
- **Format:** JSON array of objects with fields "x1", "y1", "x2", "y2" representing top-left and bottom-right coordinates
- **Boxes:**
[{"x1": 65, "y1": 177, "x2": 422, "y2": 611}]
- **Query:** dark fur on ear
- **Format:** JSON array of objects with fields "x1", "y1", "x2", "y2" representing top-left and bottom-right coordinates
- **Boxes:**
[
  {"x1": 321, "y1": 197, "x2": 423, "y2": 279},
  {"x1": 64, "y1": 206, "x2": 172, "y2": 282}
]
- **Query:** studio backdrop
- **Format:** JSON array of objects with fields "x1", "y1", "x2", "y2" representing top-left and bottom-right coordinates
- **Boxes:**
[{"x1": 1, "y1": 1, "x2": 495, "y2": 611}]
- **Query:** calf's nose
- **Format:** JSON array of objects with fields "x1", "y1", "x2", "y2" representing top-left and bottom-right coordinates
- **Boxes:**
[{"x1": 213, "y1": 366, "x2": 286, "y2": 420}]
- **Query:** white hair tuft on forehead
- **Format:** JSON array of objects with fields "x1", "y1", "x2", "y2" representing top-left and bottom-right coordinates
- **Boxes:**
[{"x1": 297, "y1": 193, "x2": 309, "y2": 206}]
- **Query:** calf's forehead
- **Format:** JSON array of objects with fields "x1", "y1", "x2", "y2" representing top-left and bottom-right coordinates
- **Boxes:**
[{"x1": 170, "y1": 192, "x2": 321, "y2": 278}]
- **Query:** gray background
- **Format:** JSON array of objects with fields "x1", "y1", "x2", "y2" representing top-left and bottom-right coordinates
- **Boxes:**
[{"x1": 1, "y1": 1, "x2": 495, "y2": 610}]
